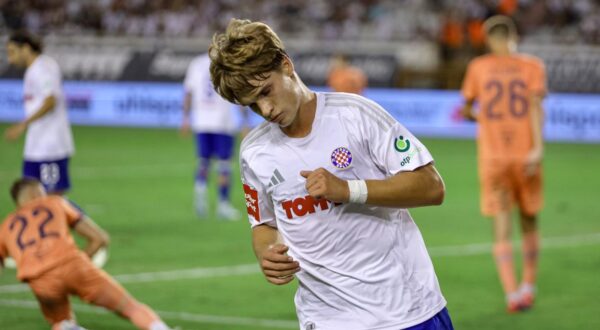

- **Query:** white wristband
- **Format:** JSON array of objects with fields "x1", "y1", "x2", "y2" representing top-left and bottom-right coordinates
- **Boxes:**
[{"x1": 347, "y1": 180, "x2": 368, "y2": 204}]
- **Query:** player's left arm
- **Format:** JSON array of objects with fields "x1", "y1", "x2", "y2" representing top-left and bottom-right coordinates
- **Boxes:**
[
  {"x1": 301, "y1": 163, "x2": 444, "y2": 208},
  {"x1": 525, "y1": 61, "x2": 547, "y2": 176},
  {"x1": 4, "y1": 95, "x2": 56, "y2": 141},
  {"x1": 73, "y1": 216, "x2": 110, "y2": 258}
]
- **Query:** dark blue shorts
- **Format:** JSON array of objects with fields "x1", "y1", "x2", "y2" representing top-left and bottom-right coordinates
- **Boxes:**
[
  {"x1": 405, "y1": 307, "x2": 454, "y2": 330},
  {"x1": 23, "y1": 157, "x2": 71, "y2": 193},
  {"x1": 195, "y1": 133, "x2": 234, "y2": 160}
]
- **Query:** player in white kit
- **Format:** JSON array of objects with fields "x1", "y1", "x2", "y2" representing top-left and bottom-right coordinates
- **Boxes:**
[
  {"x1": 209, "y1": 19, "x2": 454, "y2": 330},
  {"x1": 4, "y1": 31, "x2": 75, "y2": 196},
  {"x1": 182, "y1": 53, "x2": 242, "y2": 220}
]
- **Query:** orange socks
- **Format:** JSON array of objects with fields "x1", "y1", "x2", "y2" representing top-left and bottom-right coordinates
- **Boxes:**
[{"x1": 521, "y1": 231, "x2": 539, "y2": 286}]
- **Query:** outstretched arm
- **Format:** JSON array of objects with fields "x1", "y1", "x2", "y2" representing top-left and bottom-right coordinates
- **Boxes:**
[
  {"x1": 4, "y1": 95, "x2": 56, "y2": 141},
  {"x1": 73, "y1": 216, "x2": 110, "y2": 257},
  {"x1": 301, "y1": 163, "x2": 445, "y2": 208}
]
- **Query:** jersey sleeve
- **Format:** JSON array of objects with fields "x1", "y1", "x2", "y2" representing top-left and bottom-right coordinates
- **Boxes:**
[
  {"x1": 36, "y1": 62, "x2": 61, "y2": 100},
  {"x1": 183, "y1": 60, "x2": 197, "y2": 92},
  {"x1": 360, "y1": 100, "x2": 434, "y2": 176},
  {"x1": 461, "y1": 61, "x2": 479, "y2": 101},
  {"x1": 529, "y1": 59, "x2": 547, "y2": 97},
  {"x1": 58, "y1": 198, "x2": 84, "y2": 228},
  {"x1": 240, "y1": 154, "x2": 277, "y2": 228}
]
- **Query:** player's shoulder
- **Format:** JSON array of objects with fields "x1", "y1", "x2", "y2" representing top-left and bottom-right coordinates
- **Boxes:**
[
  {"x1": 515, "y1": 53, "x2": 545, "y2": 69},
  {"x1": 467, "y1": 54, "x2": 495, "y2": 68},
  {"x1": 240, "y1": 121, "x2": 274, "y2": 159},
  {"x1": 189, "y1": 53, "x2": 210, "y2": 68},
  {"x1": 322, "y1": 92, "x2": 395, "y2": 129}
]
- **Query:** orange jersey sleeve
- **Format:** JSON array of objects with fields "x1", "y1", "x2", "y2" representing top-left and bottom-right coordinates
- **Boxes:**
[
  {"x1": 0, "y1": 196, "x2": 83, "y2": 281},
  {"x1": 528, "y1": 58, "x2": 546, "y2": 97}
]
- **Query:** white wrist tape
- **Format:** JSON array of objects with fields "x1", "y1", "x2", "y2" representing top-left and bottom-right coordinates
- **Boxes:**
[{"x1": 347, "y1": 180, "x2": 368, "y2": 204}]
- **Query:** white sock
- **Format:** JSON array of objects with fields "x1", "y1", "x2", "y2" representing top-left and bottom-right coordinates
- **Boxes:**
[{"x1": 149, "y1": 321, "x2": 170, "y2": 330}]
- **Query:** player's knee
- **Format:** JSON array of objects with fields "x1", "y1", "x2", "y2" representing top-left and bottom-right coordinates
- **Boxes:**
[{"x1": 217, "y1": 160, "x2": 231, "y2": 176}]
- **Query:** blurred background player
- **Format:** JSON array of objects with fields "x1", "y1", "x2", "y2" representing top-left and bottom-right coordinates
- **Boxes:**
[
  {"x1": 460, "y1": 15, "x2": 546, "y2": 313},
  {"x1": 0, "y1": 178, "x2": 173, "y2": 330},
  {"x1": 326, "y1": 53, "x2": 368, "y2": 95},
  {"x1": 4, "y1": 31, "x2": 75, "y2": 197},
  {"x1": 182, "y1": 52, "x2": 244, "y2": 220}
]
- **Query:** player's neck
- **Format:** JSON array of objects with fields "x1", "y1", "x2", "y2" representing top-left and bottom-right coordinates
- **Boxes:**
[
  {"x1": 280, "y1": 87, "x2": 316, "y2": 138},
  {"x1": 25, "y1": 53, "x2": 39, "y2": 68}
]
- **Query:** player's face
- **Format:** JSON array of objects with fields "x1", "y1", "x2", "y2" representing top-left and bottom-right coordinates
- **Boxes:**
[
  {"x1": 242, "y1": 59, "x2": 302, "y2": 128},
  {"x1": 6, "y1": 42, "x2": 26, "y2": 68}
]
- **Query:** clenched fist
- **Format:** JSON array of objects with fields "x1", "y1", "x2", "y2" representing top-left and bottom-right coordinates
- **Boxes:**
[{"x1": 300, "y1": 167, "x2": 349, "y2": 203}]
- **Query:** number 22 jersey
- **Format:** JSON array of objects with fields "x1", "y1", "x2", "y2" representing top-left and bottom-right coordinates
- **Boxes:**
[{"x1": 0, "y1": 196, "x2": 83, "y2": 281}]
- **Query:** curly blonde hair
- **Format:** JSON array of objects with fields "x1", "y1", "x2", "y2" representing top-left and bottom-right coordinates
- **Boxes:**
[{"x1": 209, "y1": 19, "x2": 288, "y2": 105}]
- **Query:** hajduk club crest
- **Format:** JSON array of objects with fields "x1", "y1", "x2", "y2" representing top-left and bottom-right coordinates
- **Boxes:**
[{"x1": 331, "y1": 147, "x2": 352, "y2": 169}]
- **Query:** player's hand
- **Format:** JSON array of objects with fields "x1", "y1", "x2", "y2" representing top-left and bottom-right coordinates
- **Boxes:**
[
  {"x1": 4, "y1": 122, "x2": 26, "y2": 141},
  {"x1": 259, "y1": 244, "x2": 300, "y2": 285},
  {"x1": 460, "y1": 105, "x2": 477, "y2": 122},
  {"x1": 300, "y1": 168, "x2": 349, "y2": 203},
  {"x1": 179, "y1": 122, "x2": 191, "y2": 137},
  {"x1": 524, "y1": 148, "x2": 542, "y2": 177}
]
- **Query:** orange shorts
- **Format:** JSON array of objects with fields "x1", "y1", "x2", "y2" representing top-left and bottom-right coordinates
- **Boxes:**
[
  {"x1": 27, "y1": 252, "x2": 132, "y2": 324},
  {"x1": 478, "y1": 159, "x2": 543, "y2": 217}
]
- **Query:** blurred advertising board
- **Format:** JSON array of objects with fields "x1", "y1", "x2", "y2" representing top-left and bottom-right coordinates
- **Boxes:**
[{"x1": 0, "y1": 80, "x2": 598, "y2": 143}]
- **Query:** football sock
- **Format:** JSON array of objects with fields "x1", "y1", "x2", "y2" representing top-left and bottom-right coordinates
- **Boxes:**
[
  {"x1": 196, "y1": 157, "x2": 210, "y2": 184},
  {"x1": 493, "y1": 241, "x2": 518, "y2": 296},
  {"x1": 217, "y1": 160, "x2": 231, "y2": 201},
  {"x1": 522, "y1": 230, "x2": 539, "y2": 286},
  {"x1": 121, "y1": 300, "x2": 164, "y2": 330}
]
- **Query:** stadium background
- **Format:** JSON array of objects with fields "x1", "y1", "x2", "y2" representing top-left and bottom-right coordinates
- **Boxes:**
[{"x1": 0, "y1": 0, "x2": 599, "y2": 329}]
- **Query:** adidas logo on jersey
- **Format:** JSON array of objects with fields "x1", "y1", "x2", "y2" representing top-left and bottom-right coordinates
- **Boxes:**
[{"x1": 267, "y1": 169, "x2": 285, "y2": 188}]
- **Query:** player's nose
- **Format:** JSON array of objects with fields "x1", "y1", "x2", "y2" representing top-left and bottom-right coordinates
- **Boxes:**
[{"x1": 256, "y1": 99, "x2": 274, "y2": 118}]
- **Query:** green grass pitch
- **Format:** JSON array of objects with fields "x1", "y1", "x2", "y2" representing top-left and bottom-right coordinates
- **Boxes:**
[{"x1": 0, "y1": 124, "x2": 599, "y2": 329}]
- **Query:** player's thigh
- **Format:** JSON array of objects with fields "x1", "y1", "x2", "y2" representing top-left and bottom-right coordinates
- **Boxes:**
[
  {"x1": 195, "y1": 132, "x2": 215, "y2": 159},
  {"x1": 28, "y1": 270, "x2": 72, "y2": 323},
  {"x1": 66, "y1": 255, "x2": 131, "y2": 312},
  {"x1": 479, "y1": 160, "x2": 513, "y2": 216},
  {"x1": 513, "y1": 163, "x2": 543, "y2": 216},
  {"x1": 214, "y1": 133, "x2": 234, "y2": 160}
]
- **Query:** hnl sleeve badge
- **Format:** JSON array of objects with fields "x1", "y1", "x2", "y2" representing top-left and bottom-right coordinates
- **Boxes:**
[{"x1": 331, "y1": 147, "x2": 353, "y2": 169}]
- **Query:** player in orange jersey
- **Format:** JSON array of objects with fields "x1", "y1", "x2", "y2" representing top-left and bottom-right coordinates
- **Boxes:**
[
  {"x1": 461, "y1": 15, "x2": 546, "y2": 313},
  {"x1": 0, "y1": 178, "x2": 173, "y2": 330},
  {"x1": 327, "y1": 54, "x2": 368, "y2": 95}
]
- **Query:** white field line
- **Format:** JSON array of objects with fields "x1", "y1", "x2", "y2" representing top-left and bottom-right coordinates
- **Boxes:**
[
  {"x1": 1, "y1": 232, "x2": 599, "y2": 295},
  {"x1": 0, "y1": 298, "x2": 299, "y2": 329}
]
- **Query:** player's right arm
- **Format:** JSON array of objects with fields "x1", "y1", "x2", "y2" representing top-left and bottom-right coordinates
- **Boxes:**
[
  {"x1": 241, "y1": 149, "x2": 300, "y2": 285},
  {"x1": 73, "y1": 216, "x2": 110, "y2": 258},
  {"x1": 4, "y1": 95, "x2": 56, "y2": 141},
  {"x1": 181, "y1": 91, "x2": 192, "y2": 136},
  {"x1": 460, "y1": 60, "x2": 479, "y2": 122},
  {"x1": 252, "y1": 225, "x2": 300, "y2": 285}
]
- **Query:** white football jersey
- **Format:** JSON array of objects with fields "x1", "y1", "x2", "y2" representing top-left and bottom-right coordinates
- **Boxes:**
[
  {"x1": 23, "y1": 54, "x2": 74, "y2": 161},
  {"x1": 184, "y1": 54, "x2": 237, "y2": 134},
  {"x1": 241, "y1": 93, "x2": 447, "y2": 330}
]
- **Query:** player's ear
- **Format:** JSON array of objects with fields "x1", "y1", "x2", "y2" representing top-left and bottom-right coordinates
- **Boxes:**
[{"x1": 282, "y1": 56, "x2": 294, "y2": 77}]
